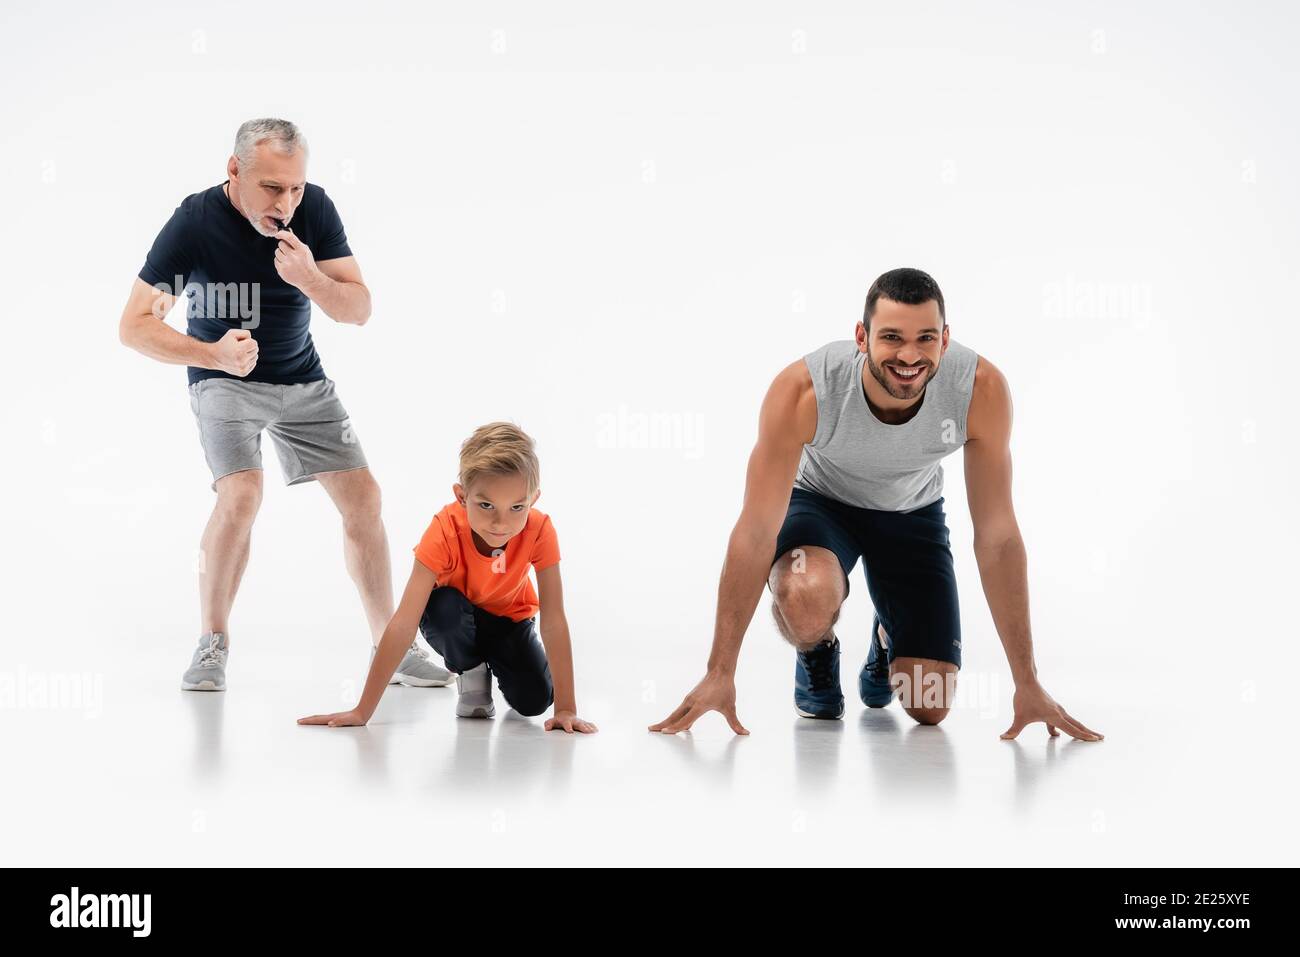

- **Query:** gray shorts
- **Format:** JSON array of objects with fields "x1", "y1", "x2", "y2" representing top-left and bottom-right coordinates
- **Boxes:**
[{"x1": 187, "y1": 376, "x2": 369, "y2": 490}]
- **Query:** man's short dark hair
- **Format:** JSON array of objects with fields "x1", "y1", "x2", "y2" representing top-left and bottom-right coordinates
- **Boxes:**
[{"x1": 863, "y1": 267, "x2": 946, "y2": 331}]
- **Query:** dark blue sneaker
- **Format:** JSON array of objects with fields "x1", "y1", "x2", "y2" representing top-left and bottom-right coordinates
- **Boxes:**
[
  {"x1": 794, "y1": 636, "x2": 844, "y2": 719},
  {"x1": 858, "y1": 616, "x2": 893, "y2": 708}
]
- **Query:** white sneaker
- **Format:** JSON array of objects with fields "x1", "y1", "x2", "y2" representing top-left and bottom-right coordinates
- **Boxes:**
[
  {"x1": 375, "y1": 642, "x2": 454, "y2": 687},
  {"x1": 455, "y1": 663, "x2": 495, "y2": 718},
  {"x1": 182, "y1": 632, "x2": 228, "y2": 691}
]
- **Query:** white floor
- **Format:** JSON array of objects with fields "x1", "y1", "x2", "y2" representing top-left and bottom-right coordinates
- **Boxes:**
[
  {"x1": 3, "y1": 385, "x2": 1292, "y2": 867},
  {"x1": 4, "y1": 0, "x2": 1298, "y2": 867},
  {"x1": 3, "y1": 587, "x2": 1292, "y2": 866}
]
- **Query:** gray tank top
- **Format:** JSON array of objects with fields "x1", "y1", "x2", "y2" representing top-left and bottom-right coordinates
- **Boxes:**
[{"x1": 794, "y1": 338, "x2": 980, "y2": 512}]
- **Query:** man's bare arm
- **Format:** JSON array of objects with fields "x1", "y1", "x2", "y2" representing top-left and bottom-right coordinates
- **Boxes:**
[
  {"x1": 305, "y1": 255, "x2": 371, "y2": 326},
  {"x1": 965, "y1": 358, "x2": 1038, "y2": 684},
  {"x1": 649, "y1": 359, "x2": 817, "y2": 734},
  {"x1": 118, "y1": 277, "x2": 257, "y2": 375},
  {"x1": 965, "y1": 357, "x2": 1103, "y2": 742},
  {"x1": 706, "y1": 362, "x2": 817, "y2": 675}
]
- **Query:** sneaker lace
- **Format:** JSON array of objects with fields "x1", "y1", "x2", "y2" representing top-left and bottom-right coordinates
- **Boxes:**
[
  {"x1": 803, "y1": 641, "x2": 837, "y2": 691},
  {"x1": 405, "y1": 641, "x2": 430, "y2": 660},
  {"x1": 197, "y1": 635, "x2": 227, "y2": 668},
  {"x1": 869, "y1": 635, "x2": 889, "y2": 679}
]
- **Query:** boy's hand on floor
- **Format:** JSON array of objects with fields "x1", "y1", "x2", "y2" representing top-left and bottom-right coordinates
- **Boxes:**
[
  {"x1": 297, "y1": 708, "x2": 369, "y2": 728},
  {"x1": 545, "y1": 710, "x2": 598, "y2": 734}
]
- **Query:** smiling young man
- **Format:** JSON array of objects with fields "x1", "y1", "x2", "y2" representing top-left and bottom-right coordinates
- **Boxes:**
[
  {"x1": 651, "y1": 267, "x2": 1103, "y2": 741},
  {"x1": 118, "y1": 118, "x2": 450, "y2": 692}
]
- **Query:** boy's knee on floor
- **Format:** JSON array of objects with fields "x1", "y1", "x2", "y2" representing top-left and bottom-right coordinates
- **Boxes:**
[{"x1": 505, "y1": 678, "x2": 554, "y2": 717}]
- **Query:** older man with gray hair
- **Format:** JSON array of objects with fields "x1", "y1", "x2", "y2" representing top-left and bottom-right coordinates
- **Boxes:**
[{"x1": 119, "y1": 118, "x2": 450, "y2": 691}]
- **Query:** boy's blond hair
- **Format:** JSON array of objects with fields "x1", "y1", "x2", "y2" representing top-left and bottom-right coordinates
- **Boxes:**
[{"x1": 459, "y1": 422, "x2": 540, "y2": 497}]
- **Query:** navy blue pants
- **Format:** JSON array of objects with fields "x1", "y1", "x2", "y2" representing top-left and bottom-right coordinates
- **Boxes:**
[
  {"x1": 771, "y1": 486, "x2": 962, "y2": 668},
  {"x1": 418, "y1": 586, "x2": 554, "y2": 716}
]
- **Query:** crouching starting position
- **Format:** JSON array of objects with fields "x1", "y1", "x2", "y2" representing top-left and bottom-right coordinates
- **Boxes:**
[
  {"x1": 650, "y1": 268, "x2": 1102, "y2": 741},
  {"x1": 299, "y1": 422, "x2": 597, "y2": 733}
]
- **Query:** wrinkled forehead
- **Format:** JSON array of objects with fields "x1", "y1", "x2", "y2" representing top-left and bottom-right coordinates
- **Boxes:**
[{"x1": 242, "y1": 141, "x2": 307, "y2": 185}]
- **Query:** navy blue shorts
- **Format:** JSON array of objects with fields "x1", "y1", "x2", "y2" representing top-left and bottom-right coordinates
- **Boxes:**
[
  {"x1": 418, "y1": 587, "x2": 553, "y2": 717},
  {"x1": 770, "y1": 486, "x2": 962, "y2": 668}
]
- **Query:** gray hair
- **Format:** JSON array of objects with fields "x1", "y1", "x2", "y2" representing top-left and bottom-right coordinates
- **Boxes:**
[{"x1": 232, "y1": 118, "x2": 308, "y2": 170}]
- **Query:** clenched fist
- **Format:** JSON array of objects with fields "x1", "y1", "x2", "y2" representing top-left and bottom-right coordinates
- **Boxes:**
[{"x1": 209, "y1": 328, "x2": 259, "y2": 377}]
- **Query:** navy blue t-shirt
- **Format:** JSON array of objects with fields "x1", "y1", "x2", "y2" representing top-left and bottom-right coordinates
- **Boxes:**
[{"x1": 138, "y1": 181, "x2": 353, "y2": 385}]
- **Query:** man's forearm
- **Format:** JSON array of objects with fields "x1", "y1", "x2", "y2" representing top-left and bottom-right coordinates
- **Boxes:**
[
  {"x1": 974, "y1": 536, "x2": 1038, "y2": 686},
  {"x1": 121, "y1": 315, "x2": 215, "y2": 368},
  {"x1": 706, "y1": 525, "x2": 775, "y2": 676},
  {"x1": 303, "y1": 273, "x2": 371, "y2": 325}
]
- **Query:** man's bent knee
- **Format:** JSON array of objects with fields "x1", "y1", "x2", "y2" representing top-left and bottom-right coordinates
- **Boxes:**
[
  {"x1": 891, "y1": 656, "x2": 957, "y2": 725},
  {"x1": 213, "y1": 470, "x2": 262, "y2": 526},
  {"x1": 903, "y1": 705, "x2": 950, "y2": 725},
  {"x1": 770, "y1": 593, "x2": 840, "y2": 651},
  {"x1": 331, "y1": 470, "x2": 384, "y2": 531},
  {"x1": 765, "y1": 547, "x2": 847, "y2": 649}
]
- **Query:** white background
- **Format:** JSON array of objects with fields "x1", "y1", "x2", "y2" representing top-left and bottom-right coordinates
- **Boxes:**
[{"x1": 1, "y1": 1, "x2": 1295, "y2": 865}]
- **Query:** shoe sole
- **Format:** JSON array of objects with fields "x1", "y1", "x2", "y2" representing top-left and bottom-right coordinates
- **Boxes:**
[
  {"x1": 181, "y1": 680, "x2": 225, "y2": 691},
  {"x1": 795, "y1": 703, "x2": 845, "y2": 719},
  {"x1": 860, "y1": 684, "x2": 893, "y2": 708},
  {"x1": 456, "y1": 706, "x2": 496, "y2": 718},
  {"x1": 389, "y1": 674, "x2": 456, "y2": 687}
]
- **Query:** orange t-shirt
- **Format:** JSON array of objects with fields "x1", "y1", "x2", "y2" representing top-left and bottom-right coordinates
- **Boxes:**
[{"x1": 412, "y1": 502, "x2": 561, "y2": 621}]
